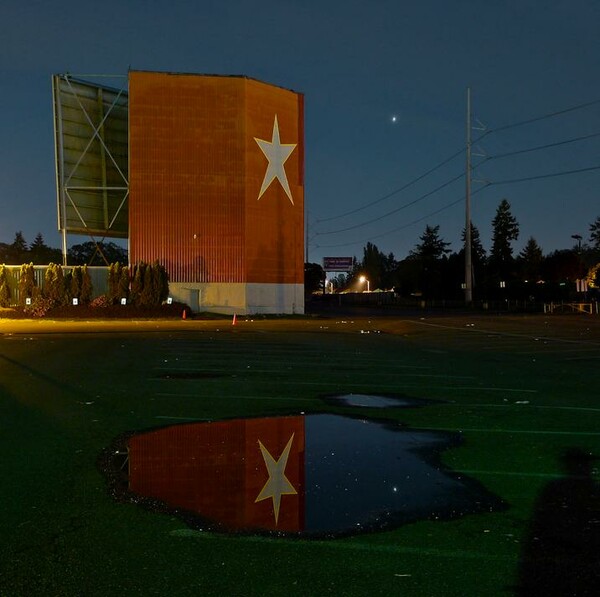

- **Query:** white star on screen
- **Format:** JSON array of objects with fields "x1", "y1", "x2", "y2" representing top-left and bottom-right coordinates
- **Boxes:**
[{"x1": 254, "y1": 115, "x2": 297, "y2": 204}]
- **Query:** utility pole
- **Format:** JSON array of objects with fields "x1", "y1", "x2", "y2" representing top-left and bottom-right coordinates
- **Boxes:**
[{"x1": 464, "y1": 87, "x2": 473, "y2": 304}]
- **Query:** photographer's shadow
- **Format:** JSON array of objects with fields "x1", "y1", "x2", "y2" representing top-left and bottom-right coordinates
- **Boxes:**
[{"x1": 517, "y1": 448, "x2": 600, "y2": 596}]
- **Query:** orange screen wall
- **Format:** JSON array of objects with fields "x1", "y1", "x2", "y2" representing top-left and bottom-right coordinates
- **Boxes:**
[{"x1": 129, "y1": 71, "x2": 304, "y2": 285}]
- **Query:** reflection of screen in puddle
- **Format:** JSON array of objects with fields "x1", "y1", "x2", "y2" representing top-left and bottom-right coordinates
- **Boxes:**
[{"x1": 117, "y1": 413, "x2": 504, "y2": 537}]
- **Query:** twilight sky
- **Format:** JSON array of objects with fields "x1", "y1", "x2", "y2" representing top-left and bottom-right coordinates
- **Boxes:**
[{"x1": 1, "y1": 0, "x2": 599, "y2": 264}]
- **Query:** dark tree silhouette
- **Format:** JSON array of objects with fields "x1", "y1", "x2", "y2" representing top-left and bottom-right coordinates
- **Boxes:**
[
  {"x1": 489, "y1": 199, "x2": 519, "y2": 279},
  {"x1": 518, "y1": 237, "x2": 544, "y2": 282}
]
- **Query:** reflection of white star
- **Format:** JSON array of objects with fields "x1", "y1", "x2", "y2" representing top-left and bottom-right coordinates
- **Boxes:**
[
  {"x1": 255, "y1": 434, "x2": 297, "y2": 524},
  {"x1": 254, "y1": 115, "x2": 297, "y2": 204}
]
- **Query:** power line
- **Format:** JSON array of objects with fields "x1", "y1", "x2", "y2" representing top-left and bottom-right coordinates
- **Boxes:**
[
  {"x1": 480, "y1": 97, "x2": 600, "y2": 138},
  {"x1": 316, "y1": 186, "x2": 490, "y2": 249},
  {"x1": 316, "y1": 171, "x2": 465, "y2": 236},
  {"x1": 311, "y1": 96, "x2": 600, "y2": 251},
  {"x1": 484, "y1": 131, "x2": 600, "y2": 161},
  {"x1": 315, "y1": 98, "x2": 600, "y2": 231},
  {"x1": 488, "y1": 164, "x2": 600, "y2": 186},
  {"x1": 316, "y1": 146, "x2": 465, "y2": 223},
  {"x1": 315, "y1": 163, "x2": 600, "y2": 249}
]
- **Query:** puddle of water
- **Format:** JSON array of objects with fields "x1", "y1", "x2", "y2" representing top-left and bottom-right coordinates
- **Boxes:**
[
  {"x1": 101, "y1": 414, "x2": 504, "y2": 538},
  {"x1": 323, "y1": 393, "x2": 433, "y2": 408}
]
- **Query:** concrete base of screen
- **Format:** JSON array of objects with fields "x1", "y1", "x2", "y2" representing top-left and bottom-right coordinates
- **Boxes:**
[{"x1": 169, "y1": 282, "x2": 305, "y2": 315}]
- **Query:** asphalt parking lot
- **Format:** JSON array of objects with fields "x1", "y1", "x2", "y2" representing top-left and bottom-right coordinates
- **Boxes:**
[{"x1": 1, "y1": 312, "x2": 599, "y2": 596}]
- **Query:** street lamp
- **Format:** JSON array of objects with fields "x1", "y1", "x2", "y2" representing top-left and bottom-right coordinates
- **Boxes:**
[{"x1": 359, "y1": 275, "x2": 370, "y2": 292}]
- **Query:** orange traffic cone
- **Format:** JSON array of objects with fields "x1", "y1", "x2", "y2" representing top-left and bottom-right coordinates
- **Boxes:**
[
  {"x1": 182, "y1": 309, "x2": 187, "y2": 320},
  {"x1": 232, "y1": 313, "x2": 237, "y2": 326}
]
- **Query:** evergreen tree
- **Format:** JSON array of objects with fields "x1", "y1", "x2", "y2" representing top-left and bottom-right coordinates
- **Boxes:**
[
  {"x1": 9, "y1": 232, "x2": 28, "y2": 265},
  {"x1": 361, "y1": 242, "x2": 385, "y2": 290},
  {"x1": 0, "y1": 243, "x2": 9, "y2": 263},
  {"x1": 407, "y1": 225, "x2": 451, "y2": 299},
  {"x1": 155, "y1": 262, "x2": 169, "y2": 303},
  {"x1": 409, "y1": 225, "x2": 451, "y2": 260},
  {"x1": 518, "y1": 237, "x2": 544, "y2": 281},
  {"x1": 70, "y1": 266, "x2": 83, "y2": 300},
  {"x1": 18, "y1": 263, "x2": 36, "y2": 306},
  {"x1": 459, "y1": 222, "x2": 487, "y2": 291},
  {"x1": 107, "y1": 263, "x2": 121, "y2": 303},
  {"x1": 0, "y1": 265, "x2": 11, "y2": 307},
  {"x1": 589, "y1": 216, "x2": 600, "y2": 251},
  {"x1": 139, "y1": 266, "x2": 154, "y2": 306},
  {"x1": 44, "y1": 263, "x2": 65, "y2": 305},
  {"x1": 30, "y1": 233, "x2": 50, "y2": 264},
  {"x1": 30, "y1": 233, "x2": 46, "y2": 254},
  {"x1": 80, "y1": 265, "x2": 93, "y2": 304},
  {"x1": 542, "y1": 250, "x2": 586, "y2": 282},
  {"x1": 358, "y1": 243, "x2": 398, "y2": 290},
  {"x1": 489, "y1": 199, "x2": 519, "y2": 278},
  {"x1": 460, "y1": 222, "x2": 487, "y2": 265},
  {"x1": 130, "y1": 262, "x2": 146, "y2": 305},
  {"x1": 304, "y1": 263, "x2": 324, "y2": 294},
  {"x1": 118, "y1": 267, "x2": 130, "y2": 301}
]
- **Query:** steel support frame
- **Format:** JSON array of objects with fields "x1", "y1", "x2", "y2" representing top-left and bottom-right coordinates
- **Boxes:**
[{"x1": 53, "y1": 74, "x2": 129, "y2": 264}]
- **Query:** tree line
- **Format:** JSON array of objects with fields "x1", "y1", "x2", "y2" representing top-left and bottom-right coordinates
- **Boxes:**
[
  {"x1": 0, "y1": 232, "x2": 128, "y2": 265},
  {"x1": 307, "y1": 199, "x2": 600, "y2": 301}
]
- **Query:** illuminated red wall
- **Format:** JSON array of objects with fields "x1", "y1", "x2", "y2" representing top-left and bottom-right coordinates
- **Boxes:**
[{"x1": 128, "y1": 71, "x2": 304, "y2": 285}]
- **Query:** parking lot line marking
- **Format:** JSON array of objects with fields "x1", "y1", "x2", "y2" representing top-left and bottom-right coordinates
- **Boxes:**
[
  {"x1": 155, "y1": 392, "x2": 314, "y2": 401},
  {"x1": 422, "y1": 426, "x2": 600, "y2": 436}
]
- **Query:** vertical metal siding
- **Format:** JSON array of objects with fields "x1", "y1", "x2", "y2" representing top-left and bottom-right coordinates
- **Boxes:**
[
  {"x1": 129, "y1": 72, "x2": 304, "y2": 285},
  {"x1": 245, "y1": 79, "x2": 305, "y2": 285}
]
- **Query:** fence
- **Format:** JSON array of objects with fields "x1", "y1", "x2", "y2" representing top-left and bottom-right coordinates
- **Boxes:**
[{"x1": 1, "y1": 265, "x2": 109, "y2": 305}]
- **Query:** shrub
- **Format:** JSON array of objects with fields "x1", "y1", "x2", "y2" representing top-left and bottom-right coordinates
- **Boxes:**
[
  {"x1": 126, "y1": 261, "x2": 170, "y2": 307},
  {"x1": 23, "y1": 295, "x2": 54, "y2": 318},
  {"x1": 80, "y1": 265, "x2": 93, "y2": 304},
  {"x1": 108, "y1": 263, "x2": 120, "y2": 303},
  {"x1": 118, "y1": 266, "x2": 130, "y2": 302},
  {"x1": 139, "y1": 266, "x2": 154, "y2": 306},
  {"x1": 44, "y1": 263, "x2": 66, "y2": 306},
  {"x1": 153, "y1": 261, "x2": 169, "y2": 304},
  {"x1": 130, "y1": 262, "x2": 146, "y2": 305},
  {"x1": 18, "y1": 263, "x2": 36, "y2": 307},
  {"x1": 0, "y1": 265, "x2": 10, "y2": 307},
  {"x1": 70, "y1": 266, "x2": 83, "y2": 301},
  {"x1": 90, "y1": 294, "x2": 109, "y2": 308}
]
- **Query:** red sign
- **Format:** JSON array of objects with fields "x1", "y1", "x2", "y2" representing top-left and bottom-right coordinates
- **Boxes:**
[{"x1": 323, "y1": 257, "x2": 353, "y2": 272}]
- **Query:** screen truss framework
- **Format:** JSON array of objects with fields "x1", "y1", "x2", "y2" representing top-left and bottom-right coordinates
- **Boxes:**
[{"x1": 52, "y1": 74, "x2": 129, "y2": 260}]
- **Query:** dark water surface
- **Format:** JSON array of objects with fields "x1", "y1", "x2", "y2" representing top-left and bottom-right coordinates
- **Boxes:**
[{"x1": 102, "y1": 413, "x2": 504, "y2": 538}]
